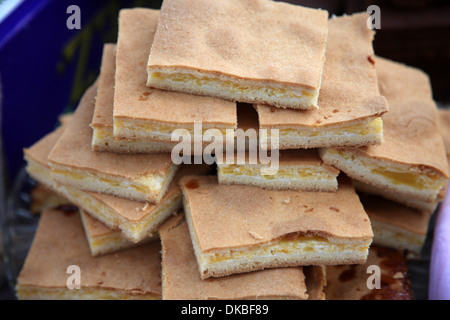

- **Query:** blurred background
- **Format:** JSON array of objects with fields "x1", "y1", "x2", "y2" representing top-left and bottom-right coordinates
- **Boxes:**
[{"x1": 0, "y1": 0, "x2": 449, "y2": 299}]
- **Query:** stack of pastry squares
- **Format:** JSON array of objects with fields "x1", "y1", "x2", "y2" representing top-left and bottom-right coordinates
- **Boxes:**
[{"x1": 16, "y1": 0, "x2": 449, "y2": 300}]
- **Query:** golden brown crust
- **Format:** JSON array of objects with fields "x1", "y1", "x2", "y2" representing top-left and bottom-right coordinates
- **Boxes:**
[
  {"x1": 47, "y1": 84, "x2": 173, "y2": 179},
  {"x1": 91, "y1": 44, "x2": 116, "y2": 129},
  {"x1": 256, "y1": 13, "x2": 388, "y2": 129},
  {"x1": 16, "y1": 209, "x2": 162, "y2": 297},
  {"x1": 24, "y1": 126, "x2": 66, "y2": 168},
  {"x1": 114, "y1": 8, "x2": 236, "y2": 127},
  {"x1": 179, "y1": 175, "x2": 373, "y2": 252},
  {"x1": 159, "y1": 215, "x2": 308, "y2": 300},
  {"x1": 147, "y1": 0, "x2": 328, "y2": 91},
  {"x1": 334, "y1": 57, "x2": 449, "y2": 178}
]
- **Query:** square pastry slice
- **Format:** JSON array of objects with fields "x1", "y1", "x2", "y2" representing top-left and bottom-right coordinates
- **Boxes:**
[
  {"x1": 48, "y1": 84, "x2": 178, "y2": 203},
  {"x1": 324, "y1": 246, "x2": 413, "y2": 300},
  {"x1": 256, "y1": 13, "x2": 388, "y2": 149},
  {"x1": 91, "y1": 43, "x2": 176, "y2": 153},
  {"x1": 158, "y1": 215, "x2": 310, "y2": 300},
  {"x1": 216, "y1": 149, "x2": 340, "y2": 192},
  {"x1": 16, "y1": 209, "x2": 162, "y2": 300},
  {"x1": 180, "y1": 175, "x2": 373, "y2": 279},
  {"x1": 79, "y1": 210, "x2": 157, "y2": 257},
  {"x1": 320, "y1": 57, "x2": 449, "y2": 203},
  {"x1": 359, "y1": 194, "x2": 432, "y2": 258},
  {"x1": 113, "y1": 8, "x2": 237, "y2": 143},
  {"x1": 146, "y1": 0, "x2": 329, "y2": 110}
]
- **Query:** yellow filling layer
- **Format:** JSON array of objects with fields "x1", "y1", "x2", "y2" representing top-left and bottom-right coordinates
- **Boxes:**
[
  {"x1": 150, "y1": 72, "x2": 314, "y2": 100},
  {"x1": 278, "y1": 117, "x2": 383, "y2": 138},
  {"x1": 219, "y1": 165, "x2": 335, "y2": 180},
  {"x1": 203, "y1": 236, "x2": 370, "y2": 264},
  {"x1": 115, "y1": 118, "x2": 230, "y2": 137}
]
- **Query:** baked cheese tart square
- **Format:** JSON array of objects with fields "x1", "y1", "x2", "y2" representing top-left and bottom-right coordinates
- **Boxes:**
[
  {"x1": 79, "y1": 210, "x2": 157, "y2": 257},
  {"x1": 216, "y1": 149, "x2": 340, "y2": 192},
  {"x1": 47, "y1": 84, "x2": 178, "y2": 203},
  {"x1": 159, "y1": 214, "x2": 311, "y2": 300},
  {"x1": 91, "y1": 43, "x2": 177, "y2": 153},
  {"x1": 359, "y1": 194, "x2": 432, "y2": 258},
  {"x1": 16, "y1": 209, "x2": 162, "y2": 300},
  {"x1": 256, "y1": 13, "x2": 388, "y2": 149},
  {"x1": 146, "y1": 0, "x2": 329, "y2": 110},
  {"x1": 113, "y1": 8, "x2": 237, "y2": 143},
  {"x1": 324, "y1": 246, "x2": 413, "y2": 300},
  {"x1": 180, "y1": 175, "x2": 373, "y2": 279},
  {"x1": 320, "y1": 57, "x2": 449, "y2": 203}
]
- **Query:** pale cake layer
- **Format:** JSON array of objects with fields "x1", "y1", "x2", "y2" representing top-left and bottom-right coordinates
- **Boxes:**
[
  {"x1": 180, "y1": 175, "x2": 373, "y2": 279},
  {"x1": 321, "y1": 57, "x2": 449, "y2": 203},
  {"x1": 359, "y1": 194, "x2": 431, "y2": 257},
  {"x1": 47, "y1": 83, "x2": 178, "y2": 203},
  {"x1": 324, "y1": 246, "x2": 413, "y2": 300},
  {"x1": 16, "y1": 209, "x2": 162, "y2": 300},
  {"x1": 80, "y1": 210, "x2": 157, "y2": 257},
  {"x1": 114, "y1": 8, "x2": 236, "y2": 143},
  {"x1": 217, "y1": 149, "x2": 340, "y2": 192},
  {"x1": 255, "y1": 13, "x2": 388, "y2": 148},
  {"x1": 353, "y1": 180, "x2": 442, "y2": 213},
  {"x1": 146, "y1": 0, "x2": 328, "y2": 110},
  {"x1": 159, "y1": 215, "x2": 309, "y2": 300}
]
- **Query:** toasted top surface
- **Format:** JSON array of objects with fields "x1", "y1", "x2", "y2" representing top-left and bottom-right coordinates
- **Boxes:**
[
  {"x1": 147, "y1": 0, "x2": 328, "y2": 90},
  {"x1": 325, "y1": 246, "x2": 413, "y2": 300},
  {"x1": 256, "y1": 13, "x2": 388, "y2": 128},
  {"x1": 335, "y1": 57, "x2": 449, "y2": 177},
  {"x1": 180, "y1": 175, "x2": 373, "y2": 252},
  {"x1": 24, "y1": 125, "x2": 65, "y2": 167},
  {"x1": 159, "y1": 214, "x2": 308, "y2": 300},
  {"x1": 359, "y1": 193, "x2": 431, "y2": 235},
  {"x1": 91, "y1": 43, "x2": 116, "y2": 128},
  {"x1": 114, "y1": 8, "x2": 236, "y2": 126},
  {"x1": 17, "y1": 209, "x2": 162, "y2": 295},
  {"x1": 47, "y1": 84, "x2": 173, "y2": 179},
  {"x1": 87, "y1": 164, "x2": 212, "y2": 222},
  {"x1": 439, "y1": 109, "x2": 450, "y2": 156}
]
